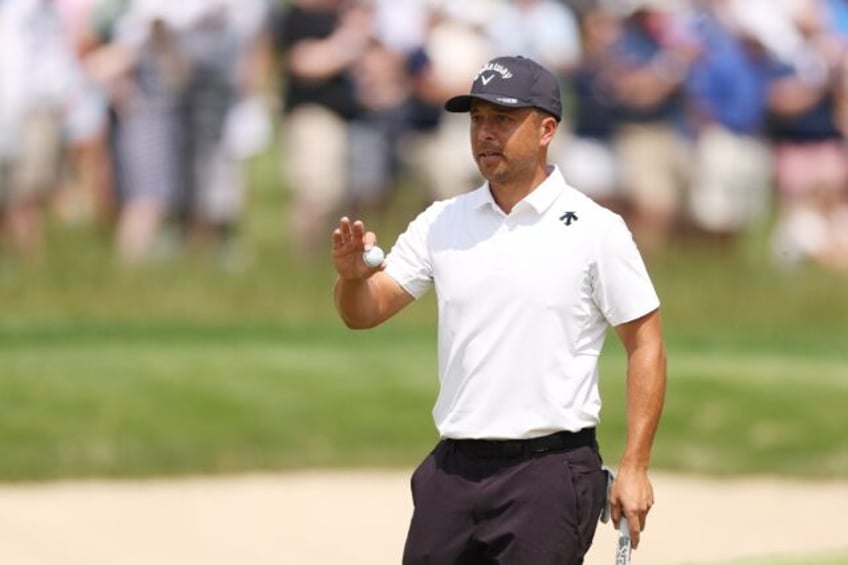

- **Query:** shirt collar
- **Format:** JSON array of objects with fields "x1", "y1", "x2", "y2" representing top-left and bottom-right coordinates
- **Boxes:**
[{"x1": 471, "y1": 165, "x2": 568, "y2": 215}]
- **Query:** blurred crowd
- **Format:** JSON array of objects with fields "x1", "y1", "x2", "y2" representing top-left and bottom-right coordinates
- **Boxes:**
[
  {"x1": 0, "y1": 0, "x2": 270, "y2": 267},
  {"x1": 3, "y1": 0, "x2": 848, "y2": 275}
]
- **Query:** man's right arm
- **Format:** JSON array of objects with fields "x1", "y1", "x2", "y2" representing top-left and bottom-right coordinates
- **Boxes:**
[
  {"x1": 334, "y1": 272, "x2": 414, "y2": 329},
  {"x1": 333, "y1": 217, "x2": 414, "y2": 329}
]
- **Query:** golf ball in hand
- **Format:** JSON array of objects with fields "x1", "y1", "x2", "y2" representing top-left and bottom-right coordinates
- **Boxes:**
[{"x1": 362, "y1": 246, "x2": 385, "y2": 268}]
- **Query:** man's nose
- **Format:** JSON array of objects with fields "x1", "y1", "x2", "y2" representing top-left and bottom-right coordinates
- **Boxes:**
[{"x1": 474, "y1": 120, "x2": 496, "y2": 141}]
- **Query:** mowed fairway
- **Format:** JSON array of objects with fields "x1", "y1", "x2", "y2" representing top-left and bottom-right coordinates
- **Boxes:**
[
  {"x1": 0, "y1": 324, "x2": 438, "y2": 480},
  {"x1": 0, "y1": 320, "x2": 846, "y2": 481}
]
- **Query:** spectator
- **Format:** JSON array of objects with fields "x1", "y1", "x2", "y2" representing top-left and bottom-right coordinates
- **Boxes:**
[
  {"x1": 606, "y1": 0, "x2": 700, "y2": 253},
  {"x1": 53, "y1": 0, "x2": 114, "y2": 227},
  {"x1": 558, "y1": 5, "x2": 625, "y2": 212},
  {"x1": 272, "y1": 0, "x2": 372, "y2": 256},
  {"x1": 347, "y1": 0, "x2": 451, "y2": 220},
  {"x1": 179, "y1": 0, "x2": 271, "y2": 268},
  {"x1": 103, "y1": 1, "x2": 191, "y2": 265},
  {"x1": 767, "y1": 0, "x2": 848, "y2": 272},
  {"x1": 396, "y1": 1, "x2": 494, "y2": 202},
  {"x1": 684, "y1": 0, "x2": 774, "y2": 245},
  {"x1": 487, "y1": 0, "x2": 584, "y2": 201},
  {"x1": 347, "y1": 35, "x2": 414, "y2": 220},
  {"x1": 0, "y1": 0, "x2": 90, "y2": 261},
  {"x1": 6, "y1": 0, "x2": 848, "y2": 275}
]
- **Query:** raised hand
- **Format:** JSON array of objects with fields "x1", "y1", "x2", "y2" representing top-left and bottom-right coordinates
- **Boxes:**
[{"x1": 332, "y1": 217, "x2": 382, "y2": 280}]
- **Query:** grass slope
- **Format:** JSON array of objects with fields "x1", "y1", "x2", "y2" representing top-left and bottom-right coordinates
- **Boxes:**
[{"x1": 0, "y1": 320, "x2": 846, "y2": 481}]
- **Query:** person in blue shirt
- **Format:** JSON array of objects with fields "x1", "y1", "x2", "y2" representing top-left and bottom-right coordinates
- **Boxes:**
[{"x1": 684, "y1": 4, "x2": 774, "y2": 245}]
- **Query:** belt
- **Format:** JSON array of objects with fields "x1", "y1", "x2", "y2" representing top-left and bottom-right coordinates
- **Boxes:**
[{"x1": 446, "y1": 428, "x2": 596, "y2": 459}]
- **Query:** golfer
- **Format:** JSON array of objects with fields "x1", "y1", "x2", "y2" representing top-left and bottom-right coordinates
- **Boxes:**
[{"x1": 332, "y1": 55, "x2": 667, "y2": 564}]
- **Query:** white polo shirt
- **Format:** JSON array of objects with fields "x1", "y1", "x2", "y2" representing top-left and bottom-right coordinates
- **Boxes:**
[{"x1": 384, "y1": 166, "x2": 660, "y2": 440}]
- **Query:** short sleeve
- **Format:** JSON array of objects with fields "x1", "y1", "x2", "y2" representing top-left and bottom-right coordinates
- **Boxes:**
[
  {"x1": 383, "y1": 206, "x2": 438, "y2": 299},
  {"x1": 591, "y1": 215, "x2": 660, "y2": 326}
]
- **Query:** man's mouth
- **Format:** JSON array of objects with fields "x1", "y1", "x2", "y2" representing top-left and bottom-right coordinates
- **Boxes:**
[{"x1": 478, "y1": 150, "x2": 502, "y2": 159}]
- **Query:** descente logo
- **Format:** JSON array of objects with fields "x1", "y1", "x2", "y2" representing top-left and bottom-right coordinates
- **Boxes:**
[{"x1": 474, "y1": 62, "x2": 513, "y2": 82}]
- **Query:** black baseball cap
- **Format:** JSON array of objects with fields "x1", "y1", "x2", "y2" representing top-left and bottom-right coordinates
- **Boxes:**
[{"x1": 444, "y1": 55, "x2": 562, "y2": 122}]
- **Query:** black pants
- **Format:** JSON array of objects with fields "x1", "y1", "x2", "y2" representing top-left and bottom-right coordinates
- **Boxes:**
[{"x1": 402, "y1": 431, "x2": 606, "y2": 565}]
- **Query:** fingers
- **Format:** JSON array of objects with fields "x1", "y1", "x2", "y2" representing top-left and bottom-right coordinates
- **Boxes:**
[
  {"x1": 625, "y1": 509, "x2": 642, "y2": 549},
  {"x1": 363, "y1": 230, "x2": 377, "y2": 249},
  {"x1": 336, "y1": 217, "x2": 355, "y2": 246},
  {"x1": 350, "y1": 219, "x2": 365, "y2": 240},
  {"x1": 613, "y1": 507, "x2": 644, "y2": 548},
  {"x1": 333, "y1": 217, "x2": 378, "y2": 251},
  {"x1": 610, "y1": 490, "x2": 653, "y2": 550},
  {"x1": 610, "y1": 501, "x2": 622, "y2": 527},
  {"x1": 332, "y1": 218, "x2": 346, "y2": 249},
  {"x1": 624, "y1": 503, "x2": 653, "y2": 549},
  {"x1": 332, "y1": 226, "x2": 343, "y2": 249},
  {"x1": 332, "y1": 218, "x2": 382, "y2": 282}
]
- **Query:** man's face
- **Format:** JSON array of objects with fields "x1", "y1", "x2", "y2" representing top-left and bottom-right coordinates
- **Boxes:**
[{"x1": 469, "y1": 101, "x2": 550, "y2": 186}]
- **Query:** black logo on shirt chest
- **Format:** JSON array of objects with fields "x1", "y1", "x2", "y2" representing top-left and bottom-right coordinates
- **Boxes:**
[{"x1": 559, "y1": 211, "x2": 578, "y2": 226}]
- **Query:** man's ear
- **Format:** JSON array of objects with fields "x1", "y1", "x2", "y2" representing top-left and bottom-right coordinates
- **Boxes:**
[{"x1": 539, "y1": 115, "x2": 559, "y2": 147}]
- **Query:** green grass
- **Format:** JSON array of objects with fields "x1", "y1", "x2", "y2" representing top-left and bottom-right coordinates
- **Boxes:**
[
  {"x1": 600, "y1": 344, "x2": 848, "y2": 478},
  {"x1": 0, "y1": 145, "x2": 846, "y2": 482},
  {"x1": 0, "y1": 319, "x2": 846, "y2": 481},
  {"x1": 0, "y1": 324, "x2": 438, "y2": 480}
]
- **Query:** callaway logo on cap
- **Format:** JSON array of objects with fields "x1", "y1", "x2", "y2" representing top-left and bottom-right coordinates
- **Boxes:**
[{"x1": 444, "y1": 55, "x2": 562, "y2": 122}]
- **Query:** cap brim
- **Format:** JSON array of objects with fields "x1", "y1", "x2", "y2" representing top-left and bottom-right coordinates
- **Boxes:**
[{"x1": 444, "y1": 93, "x2": 534, "y2": 113}]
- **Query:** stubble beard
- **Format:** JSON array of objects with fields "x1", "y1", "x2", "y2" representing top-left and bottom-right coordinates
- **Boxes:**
[{"x1": 481, "y1": 154, "x2": 537, "y2": 190}]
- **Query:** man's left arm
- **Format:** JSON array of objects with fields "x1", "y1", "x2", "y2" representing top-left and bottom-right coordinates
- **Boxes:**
[{"x1": 610, "y1": 308, "x2": 667, "y2": 550}]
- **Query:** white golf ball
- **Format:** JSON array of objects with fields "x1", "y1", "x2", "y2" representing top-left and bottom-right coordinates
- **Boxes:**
[{"x1": 362, "y1": 245, "x2": 385, "y2": 268}]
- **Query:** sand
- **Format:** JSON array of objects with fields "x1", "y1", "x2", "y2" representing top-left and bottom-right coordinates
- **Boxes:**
[{"x1": 0, "y1": 471, "x2": 846, "y2": 565}]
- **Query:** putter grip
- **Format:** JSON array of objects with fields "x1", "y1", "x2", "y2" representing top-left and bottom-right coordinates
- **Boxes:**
[{"x1": 616, "y1": 516, "x2": 632, "y2": 565}]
